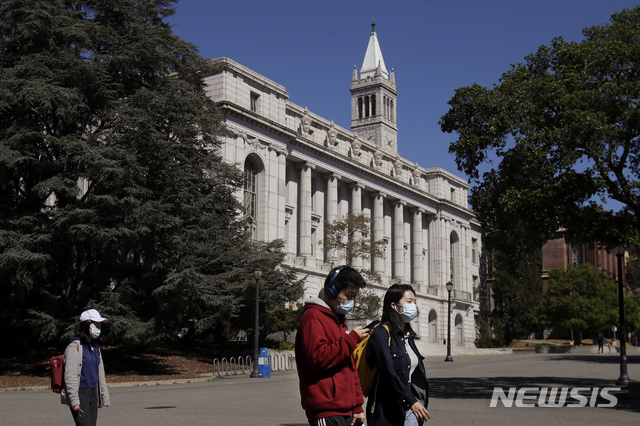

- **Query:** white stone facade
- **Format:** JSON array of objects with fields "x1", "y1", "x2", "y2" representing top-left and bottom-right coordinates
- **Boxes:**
[{"x1": 204, "y1": 27, "x2": 482, "y2": 352}]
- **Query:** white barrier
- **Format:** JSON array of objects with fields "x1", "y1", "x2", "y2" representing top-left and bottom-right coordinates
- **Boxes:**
[{"x1": 213, "y1": 351, "x2": 294, "y2": 375}]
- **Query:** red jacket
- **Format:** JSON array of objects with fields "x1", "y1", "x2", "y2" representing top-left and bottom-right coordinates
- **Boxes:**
[{"x1": 295, "y1": 298, "x2": 365, "y2": 420}]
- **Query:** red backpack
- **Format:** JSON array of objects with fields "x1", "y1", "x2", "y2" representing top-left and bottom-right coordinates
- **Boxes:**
[{"x1": 46, "y1": 341, "x2": 79, "y2": 393}]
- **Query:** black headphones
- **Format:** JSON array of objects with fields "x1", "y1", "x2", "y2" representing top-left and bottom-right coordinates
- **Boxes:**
[{"x1": 324, "y1": 265, "x2": 349, "y2": 300}]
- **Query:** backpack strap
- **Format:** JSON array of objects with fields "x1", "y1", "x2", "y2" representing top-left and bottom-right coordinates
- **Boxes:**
[{"x1": 369, "y1": 324, "x2": 390, "y2": 414}]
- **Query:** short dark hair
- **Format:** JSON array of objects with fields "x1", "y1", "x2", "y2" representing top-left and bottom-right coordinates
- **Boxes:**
[
  {"x1": 324, "y1": 265, "x2": 366, "y2": 299},
  {"x1": 381, "y1": 283, "x2": 417, "y2": 335}
]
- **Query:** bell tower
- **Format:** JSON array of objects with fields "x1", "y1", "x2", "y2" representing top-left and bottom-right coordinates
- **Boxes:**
[{"x1": 350, "y1": 21, "x2": 398, "y2": 155}]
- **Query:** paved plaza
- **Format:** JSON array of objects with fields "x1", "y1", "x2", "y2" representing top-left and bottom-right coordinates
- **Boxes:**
[{"x1": 1, "y1": 351, "x2": 639, "y2": 425}]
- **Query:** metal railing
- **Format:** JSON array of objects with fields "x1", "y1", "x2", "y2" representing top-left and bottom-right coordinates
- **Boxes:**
[
  {"x1": 270, "y1": 353, "x2": 295, "y2": 371},
  {"x1": 212, "y1": 356, "x2": 252, "y2": 376},
  {"x1": 212, "y1": 352, "x2": 295, "y2": 377}
]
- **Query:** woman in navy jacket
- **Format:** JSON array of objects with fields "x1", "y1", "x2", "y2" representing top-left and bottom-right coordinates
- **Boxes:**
[{"x1": 366, "y1": 284, "x2": 430, "y2": 425}]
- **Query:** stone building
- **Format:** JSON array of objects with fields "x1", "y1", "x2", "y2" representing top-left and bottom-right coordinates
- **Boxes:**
[{"x1": 204, "y1": 23, "x2": 482, "y2": 351}]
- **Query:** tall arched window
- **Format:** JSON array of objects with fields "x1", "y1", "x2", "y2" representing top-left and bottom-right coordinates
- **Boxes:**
[
  {"x1": 358, "y1": 97, "x2": 363, "y2": 119},
  {"x1": 450, "y1": 232, "x2": 459, "y2": 287},
  {"x1": 455, "y1": 314, "x2": 464, "y2": 346},
  {"x1": 428, "y1": 310, "x2": 438, "y2": 343},
  {"x1": 371, "y1": 94, "x2": 376, "y2": 116},
  {"x1": 364, "y1": 96, "x2": 370, "y2": 118},
  {"x1": 244, "y1": 159, "x2": 258, "y2": 237}
]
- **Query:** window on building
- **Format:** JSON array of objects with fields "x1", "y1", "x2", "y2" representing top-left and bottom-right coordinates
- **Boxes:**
[
  {"x1": 571, "y1": 243, "x2": 582, "y2": 266},
  {"x1": 450, "y1": 233, "x2": 458, "y2": 286},
  {"x1": 243, "y1": 159, "x2": 258, "y2": 238},
  {"x1": 250, "y1": 92, "x2": 260, "y2": 113},
  {"x1": 364, "y1": 96, "x2": 370, "y2": 118},
  {"x1": 472, "y1": 238, "x2": 478, "y2": 264},
  {"x1": 371, "y1": 94, "x2": 376, "y2": 116}
]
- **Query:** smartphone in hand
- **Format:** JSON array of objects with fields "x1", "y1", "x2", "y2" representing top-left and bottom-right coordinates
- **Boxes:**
[
  {"x1": 353, "y1": 418, "x2": 363, "y2": 426},
  {"x1": 365, "y1": 320, "x2": 380, "y2": 330}
]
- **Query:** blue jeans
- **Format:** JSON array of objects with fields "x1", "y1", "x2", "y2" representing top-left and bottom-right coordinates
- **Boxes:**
[{"x1": 405, "y1": 409, "x2": 420, "y2": 426}]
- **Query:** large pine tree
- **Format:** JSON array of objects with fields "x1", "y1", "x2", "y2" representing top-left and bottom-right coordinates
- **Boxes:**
[{"x1": 0, "y1": 0, "x2": 300, "y2": 347}]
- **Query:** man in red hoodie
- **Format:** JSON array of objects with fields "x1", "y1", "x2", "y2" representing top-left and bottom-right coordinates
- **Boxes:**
[{"x1": 295, "y1": 265, "x2": 370, "y2": 426}]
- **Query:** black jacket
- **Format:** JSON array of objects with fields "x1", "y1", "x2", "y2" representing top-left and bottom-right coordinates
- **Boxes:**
[{"x1": 365, "y1": 324, "x2": 429, "y2": 426}]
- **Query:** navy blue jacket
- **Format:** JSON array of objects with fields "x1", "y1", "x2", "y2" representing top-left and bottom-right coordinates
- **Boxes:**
[{"x1": 365, "y1": 324, "x2": 429, "y2": 426}]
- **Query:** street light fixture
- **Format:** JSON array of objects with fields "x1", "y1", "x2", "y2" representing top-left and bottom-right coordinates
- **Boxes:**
[
  {"x1": 250, "y1": 267, "x2": 263, "y2": 378},
  {"x1": 445, "y1": 281, "x2": 454, "y2": 362},
  {"x1": 614, "y1": 246, "x2": 630, "y2": 387}
]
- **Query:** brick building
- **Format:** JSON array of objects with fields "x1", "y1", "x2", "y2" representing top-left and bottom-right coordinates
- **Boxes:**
[{"x1": 541, "y1": 227, "x2": 625, "y2": 291}]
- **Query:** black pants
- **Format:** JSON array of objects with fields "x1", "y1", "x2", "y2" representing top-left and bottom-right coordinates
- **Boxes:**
[
  {"x1": 309, "y1": 415, "x2": 352, "y2": 426},
  {"x1": 70, "y1": 387, "x2": 99, "y2": 426}
]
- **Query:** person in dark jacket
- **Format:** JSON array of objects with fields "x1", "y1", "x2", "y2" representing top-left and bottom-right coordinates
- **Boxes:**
[
  {"x1": 597, "y1": 333, "x2": 605, "y2": 354},
  {"x1": 366, "y1": 284, "x2": 430, "y2": 426},
  {"x1": 295, "y1": 265, "x2": 370, "y2": 426}
]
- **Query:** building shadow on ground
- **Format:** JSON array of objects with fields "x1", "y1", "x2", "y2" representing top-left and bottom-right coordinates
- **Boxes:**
[{"x1": 547, "y1": 354, "x2": 640, "y2": 365}]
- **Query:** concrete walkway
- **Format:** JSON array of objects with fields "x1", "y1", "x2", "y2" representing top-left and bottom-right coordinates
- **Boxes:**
[{"x1": 0, "y1": 352, "x2": 638, "y2": 425}]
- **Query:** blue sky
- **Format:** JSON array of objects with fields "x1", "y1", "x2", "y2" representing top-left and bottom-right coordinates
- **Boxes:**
[{"x1": 166, "y1": 0, "x2": 639, "y2": 182}]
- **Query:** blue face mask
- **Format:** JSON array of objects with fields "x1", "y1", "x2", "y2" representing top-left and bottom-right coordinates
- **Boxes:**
[
  {"x1": 335, "y1": 299, "x2": 355, "y2": 315},
  {"x1": 396, "y1": 303, "x2": 418, "y2": 322},
  {"x1": 90, "y1": 327, "x2": 101, "y2": 339}
]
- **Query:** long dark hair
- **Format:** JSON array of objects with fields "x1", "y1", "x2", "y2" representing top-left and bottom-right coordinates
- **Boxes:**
[
  {"x1": 75, "y1": 320, "x2": 99, "y2": 346},
  {"x1": 381, "y1": 283, "x2": 417, "y2": 336}
]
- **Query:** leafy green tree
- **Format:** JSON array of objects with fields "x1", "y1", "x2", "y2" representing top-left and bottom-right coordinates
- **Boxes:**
[
  {"x1": 321, "y1": 212, "x2": 386, "y2": 283},
  {"x1": 440, "y1": 6, "x2": 640, "y2": 251},
  {"x1": 490, "y1": 249, "x2": 543, "y2": 343},
  {"x1": 351, "y1": 289, "x2": 383, "y2": 323},
  {"x1": 475, "y1": 316, "x2": 505, "y2": 348},
  {"x1": 264, "y1": 302, "x2": 303, "y2": 342},
  {"x1": 320, "y1": 212, "x2": 385, "y2": 321},
  {"x1": 626, "y1": 253, "x2": 640, "y2": 307},
  {"x1": 623, "y1": 296, "x2": 640, "y2": 338},
  {"x1": 538, "y1": 263, "x2": 618, "y2": 341},
  {"x1": 0, "y1": 0, "x2": 299, "y2": 347}
]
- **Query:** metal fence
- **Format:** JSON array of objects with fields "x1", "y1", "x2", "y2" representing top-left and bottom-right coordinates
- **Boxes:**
[{"x1": 212, "y1": 352, "x2": 295, "y2": 377}]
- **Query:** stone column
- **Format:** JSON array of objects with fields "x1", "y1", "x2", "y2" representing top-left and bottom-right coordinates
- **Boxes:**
[
  {"x1": 372, "y1": 192, "x2": 386, "y2": 274},
  {"x1": 268, "y1": 145, "x2": 287, "y2": 242},
  {"x1": 411, "y1": 207, "x2": 424, "y2": 291},
  {"x1": 349, "y1": 183, "x2": 364, "y2": 268},
  {"x1": 324, "y1": 173, "x2": 340, "y2": 224},
  {"x1": 461, "y1": 224, "x2": 469, "y2": 294},
  {"x1": 428, "y1": 213, "x2": 442, "y2": 289},
  {"x1": 392, "y1": 200, "x2": 405, "y2": 280},
  {"x1": 324, "y1": 173, "x2": 340, "y2": 263},
  {"x1": 298, "y1": 162, "x2": 315, "y2": 258}
]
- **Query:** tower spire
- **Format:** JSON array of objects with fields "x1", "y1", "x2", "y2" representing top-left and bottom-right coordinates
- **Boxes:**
[
  {"x1": 350, "y1": 22, "x2": 398, "y2": 156},
  {"x1": 360, "y1": 20, "x2": 388, "y2": 80}
]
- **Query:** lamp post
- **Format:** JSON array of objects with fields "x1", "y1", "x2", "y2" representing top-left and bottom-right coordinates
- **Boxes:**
[
  {"x1": 250, "y1": 267, "x2": 263, "y2": 378},
  {"x1": 445, "y1": 281, "x2": 454, "y2": 362},
  {"x1": 615, "y1": 246, "x2": 630, "y2": 387}
]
